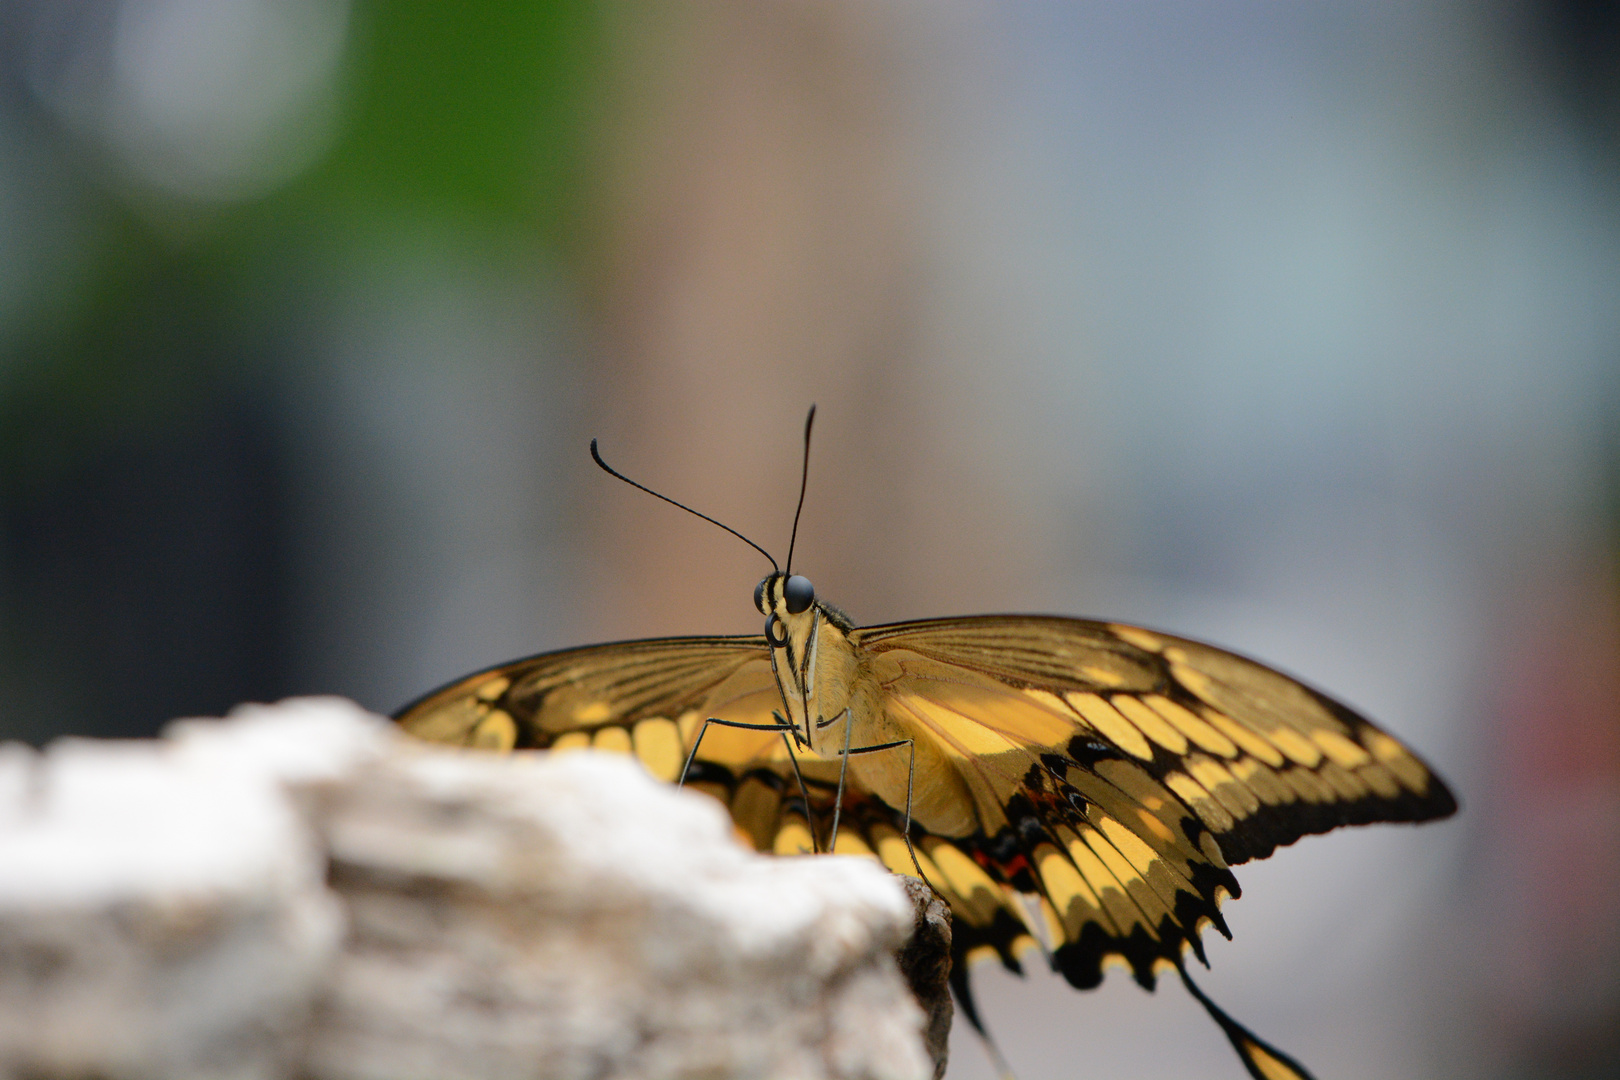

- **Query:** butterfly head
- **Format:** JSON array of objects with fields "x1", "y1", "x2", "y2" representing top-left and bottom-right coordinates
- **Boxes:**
[
  {"x1": 754, "y1": 570, "x2": 858, "y2": 748},
  {"x1": 755, "y1": 571, "x2": 816, "y2": 647}
]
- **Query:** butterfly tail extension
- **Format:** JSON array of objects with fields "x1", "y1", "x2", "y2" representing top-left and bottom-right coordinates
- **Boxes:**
[
  {"x1": 1177, "y1": 965, "x2": 1319, "y2": 1080},
  {"x1": 947, "y1": 964, "x2": 1020, "y2": 1080}
]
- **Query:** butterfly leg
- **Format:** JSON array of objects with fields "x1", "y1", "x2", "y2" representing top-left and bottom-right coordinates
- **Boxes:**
[
  {"x1": 828, "y1": 709, "x2": 857, "y2": 851},
  {"x1": 678, "y1": 716, "x2": 795, "y2": 787},
  {"x1": 775, "y1": 717, "x2": 820, "y2": 854},
  {"x1": 676, "y1": 714, "x2": 821, "y2": 854},
  {"x1": 831, "y1": 733, "x2": 934, "y2": 889}
]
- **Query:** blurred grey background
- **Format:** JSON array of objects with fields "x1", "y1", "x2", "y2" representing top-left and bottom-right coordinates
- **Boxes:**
[{"x1": 0, "y1": 2, "x2": 1616, "y2": 1077}]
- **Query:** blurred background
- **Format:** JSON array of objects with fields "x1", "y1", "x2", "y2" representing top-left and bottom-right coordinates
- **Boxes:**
[{"x1": 0, "y1": 1, "x2": 1616, "y2": 1077}]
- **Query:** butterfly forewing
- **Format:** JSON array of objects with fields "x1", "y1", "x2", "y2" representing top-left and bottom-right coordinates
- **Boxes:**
[
  {"x1": 396, "y1": 636, "x2": 776, "y2": 761},
  {"x1": 843, "y1": 616, "x2": 1455, "y2": 988}
]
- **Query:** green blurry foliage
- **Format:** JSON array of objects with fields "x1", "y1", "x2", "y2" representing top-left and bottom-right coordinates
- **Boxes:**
[
  {"x1": 0, "y1": 0, "x2": 604, "y2": 483},
  {"x1": 319, "y1": 0, "x2": 603, "y2": 244}
]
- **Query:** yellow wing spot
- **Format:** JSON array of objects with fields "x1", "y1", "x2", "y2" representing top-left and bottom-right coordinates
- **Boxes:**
[
  {"x1": 1265, "y1": 726, "x2": 1325, "y2": 768},
  {"x1": 473, "y1": 676, "x2": 511, "y2": 702},
  {"x1": 471, "y1": 708, "x2": 518, "y2": 751},
  {"x1": 1035, "y1": 841, "x2": 1112, "y2": 939},
  {"x1": 1096, "y1": 815, "x2": 1170, "y2": 881},
  {"x1": 1317, "y1": 761, "x2": 1369, "y2": 801},
  {"x1": 964, "y1": 943, "x2": 1001, "y2": 968},
  {"x1": 1188, "y1": 756, "x2": 1261, "y2": 818},
  {"x1": 1023, "y1": 687, "x2": 1076, "y2": 719},
  {"x1": 1229, "y1": 756, "x2": 1293, "y2": 806},
  {"x1": 1010, "y1": 934, "x2": 1043, "y2": 964},
  {"x1": 869, "y1": 821, "x2": 946, "y2": 884},
  {"x1": 591, "y1": 726, "x2": 633, "y2": 754},
  {"x1": 1086, "y1": 832, "x2": 1173, "y2": 931},
  {"x1": 902, "y1": 693, "x2": 1024, "y2": 758},
  {"x1": 1096, "y1": 816, "x2": 1194, "y2": 911},
  {"x1": 774, "y1": 815, "x2": 816, "y2": 855},
  {"x1": 1133, "y1": 805, "x2": 1178, "y2": 844},
  {"x1": 1093, "y1": 760, "x2": 1208, "y2": 863},
  {"x1": 873, "y1": 828, "x2": 959, "y2": 910},
  {"x1": 1280, "y1": 766, "x2": 1336, "y2": 804},
  {"x1": 676, "y1": 709, "x2": 703, "y2": 744},
  {"x1": 1167, "y1": 659, "x2": 1214, "y2": 700},
  {"x1": 572, "y1": 700, "x2": 614, "y2": 724},
  {"x1": 926, "y1": 839, "x2": 1011, "y2": 927},
  {"x1": 1164, "y1": 771, "x2": 1236, "y2": 833},
  {"x1": 1112, "y1": 695, "x2": 1189, "y2": 754},
  {"x1": 1101, "y1": 952, "x2": 1132, "y2": 975},
  {"x1": 1357, "y1": 761, "x2": 1401, "y2": 799},
  {"x1": 831, "y1": 829, "x2": 878, "y2": 860},
  {"x1": 1366, "y1": 731, "x2": 1405, "y2": 762},
  {"x1": 1066, "y1": 692, "x2": 1154, "y2": 760},
  {"x1": 1201, "y1": 708, "x2": 1286, "y2": 766},
  {"x1": 1312, "y1": 728, "x2": 1372, "y2": 768},
  {"x1": 1244, "y1": 1038, "x2": 1311, "y2": 1080},
  {"x1": 1146, "y1": 695, "x2": 1238, "y2": 757},
  {"x1": 550, "y1": 731, "x2": 591, "y2": 753},
  {"x1": 1079, "y1": 664, "x2": 1129, "y2": 688},
  {"x1": 1059, "y1": 826, "x2": 1148, "y2": 937},
  {"x1": 1366, "y1": 731, "x2": 1431, "y2": 792},
  {"x1": 1110, "y1": 624, "x2": 1165, "y2": 652},
  {"x1": 631, "y1": 717, "x2": 684, "y2": 781}
]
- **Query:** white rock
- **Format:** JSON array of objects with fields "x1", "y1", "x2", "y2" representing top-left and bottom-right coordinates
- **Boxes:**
[
  {"x1": 309, "y1": 746, "x2": 930, "y2": 1080},
  {"x1": 0, "y1": 699, "x2": 937, "y2": 1080},
  {"x1": 0, "y1": 702, "x2": 359, "y2": 1080}
]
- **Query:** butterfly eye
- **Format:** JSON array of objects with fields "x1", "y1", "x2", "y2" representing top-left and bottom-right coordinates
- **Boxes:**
[
  {"x1": 765, "y1": 614, "x2": 789, "y2": 648},
  {"x1": 784, "y1": 575, "x2": 814, "y2": 614},
  {"x1": 754, "y1": 577, "x2": 770, "y2": 614}
]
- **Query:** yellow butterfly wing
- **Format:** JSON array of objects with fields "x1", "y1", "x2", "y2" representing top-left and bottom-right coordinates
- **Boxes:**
[
  {"x1": 847, "y1": 616, "x2": 1456, "y2": 1007},
  {"x1": 395, "y1": 614, "x2": 1455, "y2": 1074},
  {"x1": 397, "y1": 635, "x2": 771, "y2": 769}
]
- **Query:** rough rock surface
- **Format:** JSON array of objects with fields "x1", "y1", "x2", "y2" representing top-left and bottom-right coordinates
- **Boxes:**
[
  {"x1": 0, "y1": 699, "x2": 945, "y2": 1080},
  {"x1": 892, "y1": 878, "x2": 953, "y2": 1080}
]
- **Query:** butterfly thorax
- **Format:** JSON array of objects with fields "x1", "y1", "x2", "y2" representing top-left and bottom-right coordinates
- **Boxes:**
[{"x1": 755, "y1": 572, "x2": 982, "y2": 837}]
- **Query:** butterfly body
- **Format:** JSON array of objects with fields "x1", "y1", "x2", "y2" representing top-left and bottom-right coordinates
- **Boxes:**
[{"x1": 757, "y1": 570, "x2": 978, "y2": 839}]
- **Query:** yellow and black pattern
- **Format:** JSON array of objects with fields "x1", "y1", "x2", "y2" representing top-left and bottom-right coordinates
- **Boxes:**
[
  {"x1": 846, "y1": 615, "x2": 1454, "y2": 1027},
  {"x1": 395, "y1": 615, "x2": 1454, "y2": 1066},
  {"x1": 396, "y1": 635, "x2": 779, "y2": 763}
]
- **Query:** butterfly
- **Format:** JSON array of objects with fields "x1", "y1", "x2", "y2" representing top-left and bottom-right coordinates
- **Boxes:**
[{"x1": 395, "y1": 407, "x2": 1457, "y2": 1080}]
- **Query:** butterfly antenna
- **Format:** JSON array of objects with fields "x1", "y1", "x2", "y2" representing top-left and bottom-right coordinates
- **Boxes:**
[
  {"x1": 784, "y1": 404, "x2": 815, "y2": 575},
  {"x1": 591, "y1": 439, "x2": 780, "y2": 573}
]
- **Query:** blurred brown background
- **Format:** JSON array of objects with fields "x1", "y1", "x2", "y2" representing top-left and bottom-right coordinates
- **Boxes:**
[{"x1": 1, "y1": 2, "x2": 1616, "y2": 1077}]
